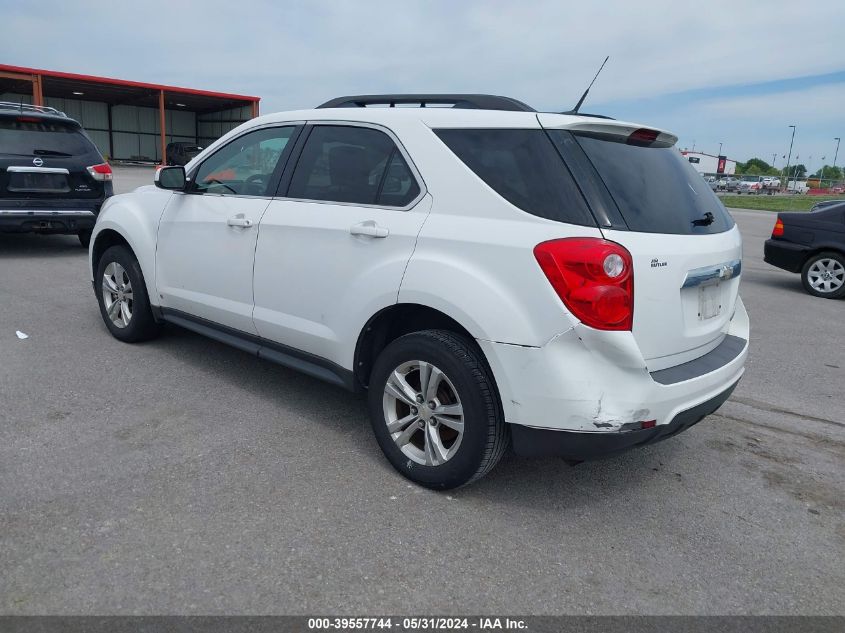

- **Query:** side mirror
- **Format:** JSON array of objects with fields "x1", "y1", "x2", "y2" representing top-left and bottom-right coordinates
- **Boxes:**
[{"x1": 155, "y1": 166, "x2": 186, "y2": 190}]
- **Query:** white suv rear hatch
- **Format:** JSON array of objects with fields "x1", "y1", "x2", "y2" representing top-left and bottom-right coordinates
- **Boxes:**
[{"x1": 539, "y1": 114, "x2": 742, "y2": 371}]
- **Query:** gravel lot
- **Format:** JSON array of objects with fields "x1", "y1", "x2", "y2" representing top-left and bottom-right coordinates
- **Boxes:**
[{"x1": 1, "y1": 168, "x2": 843, "y2": 615}]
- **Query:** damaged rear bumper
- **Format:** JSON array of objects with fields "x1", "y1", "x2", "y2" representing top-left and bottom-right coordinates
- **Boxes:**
[
  {"x1": 477, "y1": 296, "x2": 749, "y2": 453},
  {"x1": 510, "y1": 378, "x2": 738, "y2": 459}
]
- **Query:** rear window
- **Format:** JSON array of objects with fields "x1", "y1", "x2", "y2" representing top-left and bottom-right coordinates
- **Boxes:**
[
  {"x1": 0, "y1": 117, "x2": 99, "y2": 158},
  {"x1": 571, "y1": 133, "x2": 735, "y2": 235},
  {"x1": 434, "y1": 129, "x2": 595, "y2": 227}
]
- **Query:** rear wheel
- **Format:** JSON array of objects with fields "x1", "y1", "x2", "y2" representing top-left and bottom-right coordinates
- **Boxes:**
[
  {"x1": 368, "y1": 330, "x2": 508, "y2": 490},
  {"x1": 801, "y1": 252, "x2": 845, "y2": 299},
  {"x1": 95, "y1": 245, "x2": 162, "y2": 341}
]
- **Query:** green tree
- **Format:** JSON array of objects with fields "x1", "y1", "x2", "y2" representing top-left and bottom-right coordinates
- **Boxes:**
[
  {"x1": 736, "y1": 157, "x2": 780, "y2": 176},
  {"x1": 813, "y1": 165, "x2": 843, "y2": 180},
  {"x1": 785, "y1": 164, "x2": 807, "y2": 179}
]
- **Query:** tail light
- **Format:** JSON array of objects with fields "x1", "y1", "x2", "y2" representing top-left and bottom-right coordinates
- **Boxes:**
[
  {"x1": 534, "y1": 238, "x2": 634, "y2": 331},
  {"x1": 626, "y1": 128, "x2": 660, "y2": 146},
  {"x1": 86, "y1": 163, "x2": 113, "y2": 181},
  {"x1": 772, "y1": 217, "x2": 784, "y2": 237}
]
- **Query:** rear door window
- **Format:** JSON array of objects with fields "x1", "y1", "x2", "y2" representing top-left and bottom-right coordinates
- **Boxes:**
[
  {"x1": 286, "y1": 125, "x2": 420, "y2": 207},
  {"x1": 0, "y1": 117, "x2": 99, "y2": 158},
  {"x1": 434, "y1": 129, "x2": 595, "y2": 227},
  {"x1": 566, "y1": 131, "x2": 735, "y2": 235}
]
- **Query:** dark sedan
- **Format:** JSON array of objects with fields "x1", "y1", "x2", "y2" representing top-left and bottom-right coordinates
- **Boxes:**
[{"x1": 764, "y1": 202, "x2": 845, "y2": 298}]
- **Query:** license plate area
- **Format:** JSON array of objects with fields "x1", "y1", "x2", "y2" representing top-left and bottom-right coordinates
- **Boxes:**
[
  {"x1": 8, "y1": 173, "x2": 71, "y2": 193},
  {"x1": 698, "y1": 280, "x2": 722, "y2": 320}
]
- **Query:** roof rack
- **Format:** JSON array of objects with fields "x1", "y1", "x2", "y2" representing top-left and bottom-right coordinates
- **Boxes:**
[
  {"x1": 317, "y1": 94, "x2": 536, "y2": 112},
  {"x1": 0, "y1": 101, "x2": 67, "y2": 118}
]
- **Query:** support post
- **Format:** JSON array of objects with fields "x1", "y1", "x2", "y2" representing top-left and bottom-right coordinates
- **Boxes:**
[
  {"x1": 32, "y1": 74, "x2": 43, "y2": 106},
  {"x1": 251, "y1": 100, "x2": 259, "y2": 119}
]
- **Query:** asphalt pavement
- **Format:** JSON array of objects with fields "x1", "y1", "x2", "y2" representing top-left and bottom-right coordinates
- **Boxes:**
[{"x1": 0, "y1": 170, "x2": 842, "y2": 614}]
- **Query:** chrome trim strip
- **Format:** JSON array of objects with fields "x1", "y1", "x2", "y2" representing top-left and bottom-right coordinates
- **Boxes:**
[
  {"x1": 6, "y1": 166, "x2": 70, "y2": 174},
  {"x1": 0, "y1": 209, "x2": 95, "y2": 216},
  {"x1": 682, "y1": 259, "x2": 742, "y2": 288}
]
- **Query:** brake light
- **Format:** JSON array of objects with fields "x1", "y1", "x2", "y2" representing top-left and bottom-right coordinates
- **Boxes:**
[
  {"x1": 534, "y1": 238, "x2": 634, "y2": 331},
  {"x1": 86, "y1": 163, "x2": 113, "y2": 181},
  {"x1": 772, "y1": 218, "x2": 784, "y2": 237},
  {"x1": 627, "y1": 128, "x2": 660, "y2": 146},
  {"x1": 16, "y1": 116, "x2": 41, "y2": 123}
]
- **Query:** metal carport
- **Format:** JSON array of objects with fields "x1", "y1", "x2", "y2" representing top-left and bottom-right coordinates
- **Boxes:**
[{"x1": 0, "y1": 64, "x2": 260, "y2": 163}]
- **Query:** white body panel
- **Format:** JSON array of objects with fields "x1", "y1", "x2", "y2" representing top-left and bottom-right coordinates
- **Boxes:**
[
  {"x1": 156, "y1": 192, "x2": 269, "y2": 334},
  {"x1": 602, "y1": 226, "x2": 743, "y2": 370},
  {"x1": 253, "y1": 195, "x2": 432, "y2": 365}
]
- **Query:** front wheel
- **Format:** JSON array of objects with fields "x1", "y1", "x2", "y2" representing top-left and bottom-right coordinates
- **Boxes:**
[
  {"x1": 95, "y1": 245, "x2": 162, "y2": 342},
  {"x1": 801, "y1": 252, "x2": 845, "y2": 299},
  {"x1": 368, "y1": 330, "x2": 508, "y2": 490}
]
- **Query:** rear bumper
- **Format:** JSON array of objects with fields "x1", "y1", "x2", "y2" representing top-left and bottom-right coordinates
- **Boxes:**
[
  {"x1": 764, "y1": 238, "x2": 808, "y2": 273},
  {"x1": 0, "y1": 208, "x2": 98, "y2": 234},
  {"x1": 479, "y1": 295, "x2": 749, "y2": 448},
  {"x1": 511, "y1": 379, "x2": 738, "y2": 459}
]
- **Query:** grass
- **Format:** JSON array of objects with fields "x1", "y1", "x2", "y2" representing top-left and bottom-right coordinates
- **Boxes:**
[{"x1": 719, "y1": 194, "x2": 845, "y2": 212}]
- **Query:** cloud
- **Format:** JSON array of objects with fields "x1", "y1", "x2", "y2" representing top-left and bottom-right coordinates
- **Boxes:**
[{"x1": 1, "y1": 0, "x2": 843, "y2": 162}]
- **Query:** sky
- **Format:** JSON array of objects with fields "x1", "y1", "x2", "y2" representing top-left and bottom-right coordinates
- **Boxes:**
[{"x1": 1, "y1": 0, "x2": 843, "y2": 167}]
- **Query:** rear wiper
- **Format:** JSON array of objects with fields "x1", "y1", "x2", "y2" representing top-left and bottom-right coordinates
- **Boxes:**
[
  {"x1": 692, "y1": 212, "x2": 715, "y2": 227},
  {"x1": 32, "y1": 149, "x2": 72, "y2": 157}
]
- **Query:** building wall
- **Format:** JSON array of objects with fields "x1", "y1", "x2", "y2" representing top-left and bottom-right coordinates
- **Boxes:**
[
  {"x1": 682, "y1": 152, "x2": 737, "y2": 175},
  {"x1": 197, "y1": 105, "x2": 252, "y2": 148},
  {"x1": 2, "y1": 91, "x2": 251, "y2": 162}
]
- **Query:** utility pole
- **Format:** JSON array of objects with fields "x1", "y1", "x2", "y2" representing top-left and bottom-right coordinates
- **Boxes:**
[
  {"x1": 772, "y1": 153, "x2": 777, "y2": 167},
  {"x1": 834, "y1": 137, "x2": 841, "y2": 181},
  {"x1": 784, "y1": 125, "x2": 796, "y2": 191}
]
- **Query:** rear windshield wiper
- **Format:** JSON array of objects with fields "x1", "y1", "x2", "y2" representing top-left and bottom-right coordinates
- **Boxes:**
[
  {"x1": 692, "y1": 212, "x2": 715, "y2": 227},
  {"x1": 32, "y1": 149, "x2": 73, "y2": 157}
]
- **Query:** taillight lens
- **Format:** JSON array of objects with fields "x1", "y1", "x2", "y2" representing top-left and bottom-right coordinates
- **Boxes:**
[
  {"x1": 86, "y1": 163, "x2": 113, "y2": 181},
  {"x1": 534, "y1": 238, "x2": 634, "y2": 331},
  {"x1": 627, "y1": 128, "x2": 660, "y2": 146},
  {"x1": 772, "y1": 218, "x2": 784, "y2": 237}
]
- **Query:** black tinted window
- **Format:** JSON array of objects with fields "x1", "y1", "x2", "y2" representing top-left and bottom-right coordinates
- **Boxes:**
[
  {"x1": 572, "y1": 133, "x2": 735, "y2": 235},
  {"x1": 288, "y1": 125, "x2": 420, "y2": 207},
  {"x1": 434, "y1": 129, "x2": 595, "y2": 226},
  {"x1": 0, "y1": 117, "x2": 99, "y2": 157}
]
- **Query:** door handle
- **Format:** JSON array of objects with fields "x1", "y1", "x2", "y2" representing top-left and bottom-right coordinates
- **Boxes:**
[
  {"x1": 350, "y1": 220, "x2": 389, "y2": 238},
  {"x1": 227, "y1": 214, "x2": 254, "y2": 228}
]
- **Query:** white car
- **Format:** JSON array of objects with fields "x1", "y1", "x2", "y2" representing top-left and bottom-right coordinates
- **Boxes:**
[{"x1": 89, "y1": 94, "x2": 749, "y2": 489}]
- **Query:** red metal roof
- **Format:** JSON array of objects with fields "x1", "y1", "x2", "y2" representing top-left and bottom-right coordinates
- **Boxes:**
[{"x1": 0, "y1": 63, "x2": 260, "y2": 103}]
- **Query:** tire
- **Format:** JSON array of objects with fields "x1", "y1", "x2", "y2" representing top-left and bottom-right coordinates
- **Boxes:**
[
  {"x1": 368, "y1": 329, "x2": 509, "y2": 490},
  {"x1": 95, "y1": 245, "x2": 162, "y2": 342},
  {"x1": 801, "y1": 252, "x2": 845, "y2": 299},
  {"x1": 78, "y1": 229, "x2": 92, "y2": 248}
]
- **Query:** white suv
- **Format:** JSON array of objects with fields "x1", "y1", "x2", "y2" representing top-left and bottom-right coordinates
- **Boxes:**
[{"x1": 89, "y1": 94, "x2": 749, "y2": 489}]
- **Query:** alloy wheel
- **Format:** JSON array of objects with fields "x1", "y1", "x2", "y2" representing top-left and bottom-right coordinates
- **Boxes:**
[
  {"x1": 102, "y1": 261, "x2": 133, "y2": 328},
  {"x1": 382, "y1": 360, "x2": 465, "y2": 466},
  {"x1": 807, "y1": 258, "x2": 845, "y2": 294}
]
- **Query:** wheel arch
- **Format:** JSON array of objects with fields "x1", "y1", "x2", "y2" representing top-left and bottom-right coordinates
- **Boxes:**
[
  {"x1": 801, "y1": 245, "x2": 845, "y2": 269},
  {"x1": 353, "y1": 303, "x2": 481, "y2": 389}
]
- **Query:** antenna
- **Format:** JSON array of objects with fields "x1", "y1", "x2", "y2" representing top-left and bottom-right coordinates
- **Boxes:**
[{"x1": 570, "y1": 56, "x2": 609, "y2": 114}]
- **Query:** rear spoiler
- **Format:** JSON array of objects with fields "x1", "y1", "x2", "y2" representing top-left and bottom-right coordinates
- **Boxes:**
[{"x1": 538, "y1": 114, "x2": 678, "y2": 148}]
